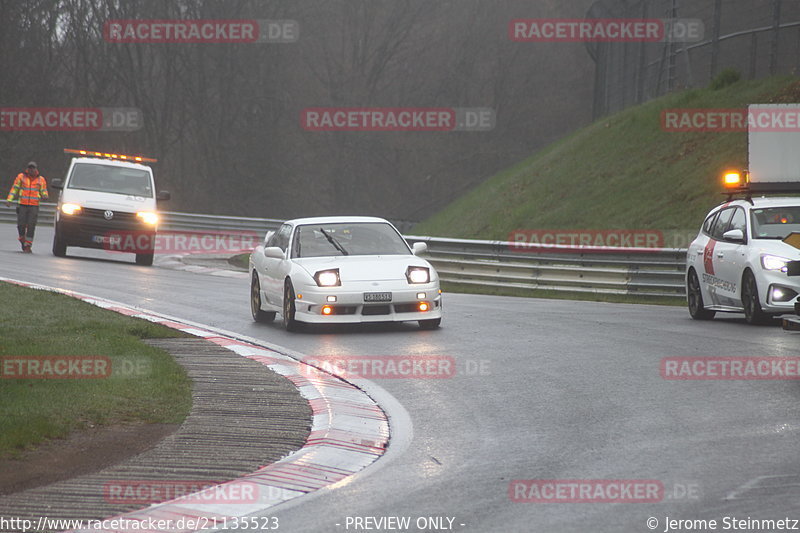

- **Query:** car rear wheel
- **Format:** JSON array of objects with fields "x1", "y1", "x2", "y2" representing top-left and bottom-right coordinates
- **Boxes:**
[
  {"x1": 251, "y1": 274, "x2": 276, "y2": 323},
  {"x1": 419, "y1": 318, "x2": 441, "y2": 330},
  {"x1": 742, "y1": 270, "x2": 771, "y2": 325},
  {"x1": 283, "y1": 280, "x2": 300, "y2": 332},
  {"x1": 687, "y1": 269, "x2": 714, "y2": 320}
]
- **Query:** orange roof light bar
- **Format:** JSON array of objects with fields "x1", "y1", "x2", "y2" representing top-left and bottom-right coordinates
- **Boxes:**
[
  {"x1": 722, "y1": 169, "x2": 748, "y2": 189},
  {"x1": 63, "y1": 148, "x2": 157, "y2": 163}
]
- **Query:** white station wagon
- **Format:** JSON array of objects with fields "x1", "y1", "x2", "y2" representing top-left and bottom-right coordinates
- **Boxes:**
[
  {"x1": 249, "y1": 216, "x2": 442, "y2": 331},
  {"x1": 687, "y1": 196, "x2": 800, "y2": 324}
]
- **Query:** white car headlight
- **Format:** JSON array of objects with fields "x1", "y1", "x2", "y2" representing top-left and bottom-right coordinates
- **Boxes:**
[
  {"x1": 136, "y1": 211, "x2": 159, "y2": 225},
  {"x1": 314, "y1": 269, "x2": 341, "y2": 287},
  {"x1": 761, "y1": 254, "x2": 790, "y2": 271},
  {"x1": 406, "y1": 266, "x2": 430, "y2": 284}
]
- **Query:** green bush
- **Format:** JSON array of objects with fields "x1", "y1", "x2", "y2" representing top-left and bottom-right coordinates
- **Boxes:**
[{"x1": 710, "y1": 68, "x2": 741, "y2": 90}]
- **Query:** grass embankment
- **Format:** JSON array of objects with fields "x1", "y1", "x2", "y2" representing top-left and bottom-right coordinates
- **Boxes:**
[
  {"x1": 414, "y1": 75, "x2": 800, "y2": 241},
  {"x1": 0, "y1": 282, "x2": 191, "y2": 458}
]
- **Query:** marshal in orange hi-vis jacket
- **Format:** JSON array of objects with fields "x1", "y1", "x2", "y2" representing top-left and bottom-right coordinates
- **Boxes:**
[{"x1": 6, "y1": 162, "x2": 48, "y2": 253}]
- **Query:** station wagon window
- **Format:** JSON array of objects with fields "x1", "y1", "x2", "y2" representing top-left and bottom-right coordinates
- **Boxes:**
[
  {"x1": 702, "y1": 212, "x2": 718, "y2": 236},
  {"x1": 727, "y1": 207, "x2": 747, "y2": 237},
  {"x1": 710, "y1": 207, "x2": 734, "y2": 240},
  {"x1": 751, "y1": 206, "x2": 800, "y2": 239}
]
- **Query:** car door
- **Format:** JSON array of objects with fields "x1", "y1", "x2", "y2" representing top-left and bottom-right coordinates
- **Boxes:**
[
  {"x1": 262, "y1": 224, "x2": 293, "y2": 306},
  {"x1": 703, "y1": 207, "x2": 737, "y2": 307},
  {"x1": 715, "y1": 207, "x2": 748, "y2": 306},
  {"x1": 688, "y1": 210, "x2": 717, "y2": 303}
]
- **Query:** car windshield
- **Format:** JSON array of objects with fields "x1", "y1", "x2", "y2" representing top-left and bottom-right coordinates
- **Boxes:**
[
  {"x1": 750, "y1": 206, "x2": 800, "y2": 239},
  {"x1": 292, "y1": 222, "x2": 410, "y2": 258},
  {"x1": 67, "y1": 163, "x2": 153, "y2": 197}
]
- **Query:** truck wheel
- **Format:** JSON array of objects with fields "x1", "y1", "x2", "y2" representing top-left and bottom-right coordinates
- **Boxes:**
[
  {"x1": 135, "y1": 252, "x2": 154, "y2": 266},
  {"x1": 52, "y1": 232, "x2": 67, "y2": 257}
]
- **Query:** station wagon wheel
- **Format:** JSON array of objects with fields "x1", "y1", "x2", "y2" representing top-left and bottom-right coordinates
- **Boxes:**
[
  {"x1": 283, "y1": 279, "x2": 300, "y2": 332},
  {"x1": 250, "y1": 273, "x2": 275, "y2": 323},
  {"x1": 742, "y1": 270, "x2": 771, "y2": 325},
  {"x1": 687, "y1": 269, "x2": 714, "y2": 320}
]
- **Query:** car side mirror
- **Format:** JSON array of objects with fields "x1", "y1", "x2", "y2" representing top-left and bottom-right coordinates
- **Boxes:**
[
  {"x1": 264, "y1": 246, "x2": 285, "y2": 259},
  {"x1": 411, "y1": 242, "x2": 428, "y2": 255},
  {"x1": 51, "y1": 178, "x2": 63, "y2": 190},
  {"x1": 157, "y1": 190, "x2": 171, "y2": 201},
  {"x1": 722, "y1": 229, "x2": 744, "y2": 243}
]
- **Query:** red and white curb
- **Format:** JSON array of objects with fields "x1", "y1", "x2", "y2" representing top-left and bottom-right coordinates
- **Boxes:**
[{"x1": 0, "y1": 277, "x2": 390, "y2": 533}]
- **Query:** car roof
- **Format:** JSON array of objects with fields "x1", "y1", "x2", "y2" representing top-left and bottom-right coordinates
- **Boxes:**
[
  {"x1": 70, "y1": 157, "x2": 152, "y2": 171},
  {"x1": 286, "y1": 216, "x2": 392, "y2": 226},
  {"x1": 710, "y1": 197, "x2": 800, "y2": 213}
]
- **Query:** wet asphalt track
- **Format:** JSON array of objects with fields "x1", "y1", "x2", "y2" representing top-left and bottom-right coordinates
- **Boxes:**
[{"x1": 2, "y1": 225, "x2": 800, "y2": 533}]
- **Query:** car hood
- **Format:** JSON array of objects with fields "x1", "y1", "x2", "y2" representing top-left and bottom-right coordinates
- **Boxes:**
[
  {"x1": 295, "y1": 255, "x2": 431, "y2": 281},
  {"x1": 750, "y1": 239, "x2": 800, "y2": 259}
]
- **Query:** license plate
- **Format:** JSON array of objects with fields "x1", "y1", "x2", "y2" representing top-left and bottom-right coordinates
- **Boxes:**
[
  {"x1": 92, "y1": 235, "x2": 121, "y2": 245},
  {"x1": 364, "y1": 292, "x2": 392, "y2": 302}
]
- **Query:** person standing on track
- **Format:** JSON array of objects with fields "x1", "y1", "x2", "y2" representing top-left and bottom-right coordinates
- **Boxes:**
[{"x1": 5, "y1": 161, "x2": 48, "y2": 253}]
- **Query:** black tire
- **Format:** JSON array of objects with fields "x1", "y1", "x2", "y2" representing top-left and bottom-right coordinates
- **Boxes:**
[
  {"x1": 419, "y1": 318, "x2": 442, "y2": 330},
  {"x1": 52, "y1": 229, "x2": 67, "y2": 257},
  {"x1": 283, "y1": 279, "x2": 300, "y2": 332},
  {"x1": 742, "y1": 270, "x2": 771, "y2": 325},
  {"x1": 687, "y1": 269, "x2": 715, "y2": 320},
  {"x1": 251, "y1": 274, "x2": 276, "y2": 323},
  {"x1": 135, "y1": 252, "x2": 154, "y2": 266}
]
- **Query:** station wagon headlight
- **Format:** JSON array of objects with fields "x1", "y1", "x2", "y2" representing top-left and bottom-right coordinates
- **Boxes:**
[
  {"x1": 61, "y1": 203, "x2": 81, "y2": 215},
  {"x1": 406, "y1": 266, "x2": 430, "y2": 284},
  {"x1": 761, "y1": 254, "x2": 790, "y2": 271},
  {"x1": 136, "y1": 211, "x2": 159, "y2": 225},
  {"x1": 314, "y1": 269, "x2": 341, "y2": 287}
]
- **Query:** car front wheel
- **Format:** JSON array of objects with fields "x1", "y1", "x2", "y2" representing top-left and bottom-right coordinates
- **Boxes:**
[
  {"x1": 283, "y1": 280, "x2": 300, "y2": 332},
  {"x1": 687, "y1": 269, "x2": 714, "y2": 320},
  {"x1": 742, "y1": 270, "x2": 771, "y2": 325},
  {"x1": 251, "y1": 274, "x2": 276, "y2": 323}
]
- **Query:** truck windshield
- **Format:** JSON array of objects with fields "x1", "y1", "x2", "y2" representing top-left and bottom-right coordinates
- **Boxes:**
[
  {"x1": 751, "y1": 206, "x2": 800, "y2": 239},
  {"x1": 67, "y1": 163, "x2": 153, "y2": 197}
]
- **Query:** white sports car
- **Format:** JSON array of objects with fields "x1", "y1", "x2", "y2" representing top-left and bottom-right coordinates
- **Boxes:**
[
  {"x1": 686, "y1": 197, "x2": 800, "y2": 324},
  {"x1": 249, "y1": 216, "x2": 442, "y2": 331}
]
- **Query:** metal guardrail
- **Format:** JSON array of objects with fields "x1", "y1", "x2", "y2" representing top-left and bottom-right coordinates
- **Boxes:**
[
  {"x1": 0, "y1": 203, "x2": 687, "y2": 298},
  {"x1": 406, "y1": 235, "x2": 687, "y2": 299}
]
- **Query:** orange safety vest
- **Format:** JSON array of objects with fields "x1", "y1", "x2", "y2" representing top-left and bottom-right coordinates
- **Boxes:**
[{"x1": 7, "y1": 173, "x2": 48, "y2": 206}]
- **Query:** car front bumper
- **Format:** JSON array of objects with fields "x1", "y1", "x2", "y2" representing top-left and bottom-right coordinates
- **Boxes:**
[{"x1": 292, "y1": 280, "x2": 442, "y2": 324}]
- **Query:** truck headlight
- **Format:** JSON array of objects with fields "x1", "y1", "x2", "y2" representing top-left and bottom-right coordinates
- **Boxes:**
[
  {"x1": 406, "y1": 266, "x2": 430, "y2": 284},
  {"x1": 761, "y1": 254, "x2": 790, "y2": 271},
  {"x1": 136, "y1": 211, "x2": 159, "y2": 225},
  {"x1": 61, "y1": 203, "x2": 81, "y2": 215},
  {"x1": 314, "y1": 269, "x2": 341, "y2": 287}
]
